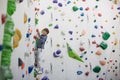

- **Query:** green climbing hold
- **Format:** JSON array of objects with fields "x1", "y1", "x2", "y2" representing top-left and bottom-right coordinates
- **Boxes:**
[
  {"x1": 34, "y1": 70, "x2": 37, "y2": 77},
  {"x1": 95, "y1": 5, "x2": 98, "y2": 8},
  {"x1": 47, "y1": 6, "x2": 52, "y2": 9},
  {"x1": 66, "y1": 43, "x2": 84, "y2": 62},
  {"x1": 35, "y1": 18, "x2": 39, "y2": 25},
  {"x1": 72, "y1": 6, "x2": 78, "y2": 12},
  {"x1": 49, "y1": 23, "x2": 53, "y2": 27},
  {"x1": 7, "y1": 0, "x2": 16, "y2": 16},
  {"x1": 3, "y1": 34, "x2": 12, "y2": 42},
  {"x1": 0, "y1": 66, "x2": 13, "y2": 79},
  {"x1": 96, "y1": 0, "x2": 99, "y2": 1},
  {"x1": 102, "y1": 32, "x2": 110, "y2": 40},
  {"x1": 93, "y1": 66, "x2": 101, "y2": 73},
  {"x1": 100, "y1": 41, "x2": 108, "y2": 50},
  {"x1": 1, "y1": 49, "x2": 12, "y2": 66}
]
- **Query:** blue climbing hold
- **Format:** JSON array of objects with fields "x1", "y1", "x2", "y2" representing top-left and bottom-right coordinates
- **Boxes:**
[
  {"x1": 80, "y1": 7, "x2": 83, "y2": 11},
  {"x1": 67, "y1": 1, "x2": 71, "y2": 4},
  {"x1": 40, "y1": 10, "x2": 45, "y2": 15},
  {"x1": 26, "y1": 33, "x2": 30, "y2": 38},
  {"x1": 53, "y1": 52, "x2": 59, "y2": 57},
  {"x1": 91, "y1": 34, "x2": 96, "y2": 38},
  {"x1": 94, "y1": 25, "x2": 98, "y2": 29},
  {"x1": 58, "y1": 3, "x2": 63, "y2": 7},
  {"x1": 53, "y1": 0, "x2": 58, "y2": 3},
  {"x1": 42, "y1": 76, "x2": 49, "y2": 80},
  {"x1": 28, "y1": 65, "x2": 34, "y2": 74},
  {"x1": 56, "y1": 50, "x2": 61, "y2": 54},
  {"x1": 54, "y1": 24, "x2": 59, "y2": 29},
  {"x1": 22, "y1": 74, "x2": 24, "y2": 78},
  {"x1": 28, "y1": 18, "x2": 31, "y2": 23},
  {"x1": 80, "y1": 13, "x2": 84, "y2": 16},
  {"x1": 0, "y1": 44, "x2": 3, "y2": 51},
  {"x1": 77, "y1": 71, "x2": 83, "y2": 75},
  {"x1": 68, "y1": 31, "x2": 73, "y2": 35}
]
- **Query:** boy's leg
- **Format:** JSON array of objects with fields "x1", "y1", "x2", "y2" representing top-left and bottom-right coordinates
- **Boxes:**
[
  {"x1": 34, "y1": 49, "x2": 39, "y2": 67},
  {"x1": 35, "y1": 48, "x2": 43, "y2": 74}
]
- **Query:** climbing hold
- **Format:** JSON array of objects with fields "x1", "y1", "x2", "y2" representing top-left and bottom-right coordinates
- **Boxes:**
[
  {"x1": 53, "y1": 50, "x2": 61, "y2": 57},
  {"x1": 100, "y1": 41, "x2": 108, "y2": 50},
  {"x1": 40, "y1": 10, "x2": 45, "y2": 15},
  {"x1": 85, "y1": 72, "x2": 89, "y2": 76},
  {"x1": 13, "y1": 28, "x2": 22, "y2": 48},
  {"x1": 102, "y1": 32, "x2": 110, "y2": 40},
  {"x1": 117, "y1": 7, "x2": 120, "y2": 10},
  {"x1": 96, "y1": 50, "x2": 102, "y2": 55},
  {"x1": 82, "y1": 0, "x2": 86, "y2": 2},
  {"x1": 80, "y1": 7, "x2": 83, "y2": 11},
  {"x1": 81, "y1": 30, "x2": 86, "y2": 36},
  {"x1": 99, "y1": 78, "x2": 104, "y2": 80},
  {"x1": 77, "y1": 71, "x2": 83, "y2": 75},
  {"x1": 93, "y1": 66, "x2": 101, "y2": 73},
  {"x1": 0, "y1": 44, "x2": 3, "y2": 51},
  {"x1": 56, "y1": 50, "x2": 61, "y2": 54},
  {"x1": 28, "y1": 65, "x2": 34, "y2": 74},
  {"x1": 72, "y1": 6, "x2": 78, "y2": 12},
  {"x1": 94, "y1": 25, "x2": 98, "y2": 29},
  {"x1": 54, "y1": 24, "x2": 59, "y2": 29},
  {"x1": 58, "y1": 3, "x2": 63, "y2": 7},
  {"x1": 41, "y1": 76, "x2": 49, "y2": 80},
  {"x1": 79, "y1": 47, "x2": 85, "y2": 52},
  {"x1": 99, "y1": 60, "x2": 106, "y2": 66},
  {"x1": 22, "y1": 74, "x2": 24, "y2": 78},
  {"x1": 28, "y1": 18, "x2": 31, "y2": 23},
  {"x1": 96, "y1": 0, "x2": 99, "y2": 1},
  {"x1": 95, "y1": 5, "x2": 98, "y2": 8},
  {"x1": 94, "y1": 19, "x2": 96, "y2": 23},
  {"x1": 18, "y1": 58, "x2": 25, "y2": 70},
  {"x1": 18, "y1": 58, "x2": 23, "y2": 67},
  {"x1": 7, "y1": 0, "x2": 16, "y2": 16},
  {"x1": 21, "y1": 62, "x2": 25, "y2": 70},
  {"x1": 98, "y1": 13, "x2": 102, "y2": 17},
  {"x1": 85, "y1": 7, "x2": 89, "y2": 11},
  {"x1": 35, "y1": 18, "x2": 39, "y2": 25},
  {"x1": 80, "y1": 13, "x2": 84, "y2": 16},
  {"x1": 68, "y1": 31, "x2": 73, "y2": 35},
  {"x1": 1, "y1": 14, "x2": 6, "y2": 24},
  {"x1": 91, "y1": 34, "x2": 96, "y2": 38},
  {"x1": 66, "y1": 43, "x2": 84, "y2": 62},
  {"x1": 24, "y1": 13, "x2": 27, "y2": 24},
  {"x1": 47, "y1": 6, "x2": 52, "y2": 10},
  {"x1": 18, "y1": 0, "x2": 24, "y2": 3},
  {"x1": 67, "y1": 1, "x2": 71, "y2": 4},
  {"x1": 53, "y1": 0, "x2": 58, "y2": 3},
  {"x1": 49, "y1": 23, "x2": 53, "y2": 27},
  {"x1": 35, "y1": 7, "x2": 39, "y2": 11}
]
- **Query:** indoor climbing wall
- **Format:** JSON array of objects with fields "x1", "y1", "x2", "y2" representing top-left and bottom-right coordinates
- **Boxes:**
[{"x1": 0, "y1": 0, "x2": 120, "y2": 80}]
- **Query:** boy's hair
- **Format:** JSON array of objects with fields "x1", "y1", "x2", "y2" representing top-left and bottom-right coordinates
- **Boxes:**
[{"x1": 43, "y1": 28, "x2": 49, "y2": 34}]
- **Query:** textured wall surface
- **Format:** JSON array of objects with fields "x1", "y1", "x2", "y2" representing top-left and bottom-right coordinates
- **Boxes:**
[{"x1": 0, "y1": 0, "x2": 120, "y2": 80}]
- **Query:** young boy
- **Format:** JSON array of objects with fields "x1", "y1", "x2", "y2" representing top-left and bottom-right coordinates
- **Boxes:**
[{"x1": 34, "y1": 28, "x2": 49, "y2": 74}]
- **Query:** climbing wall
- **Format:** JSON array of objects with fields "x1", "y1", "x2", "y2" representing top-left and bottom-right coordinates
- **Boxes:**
[{"x1": 0, "y1": 0, "x2": 120, "y2": 80}]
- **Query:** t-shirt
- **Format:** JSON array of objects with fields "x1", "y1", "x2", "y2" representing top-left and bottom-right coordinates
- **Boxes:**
[{"x1": 36, "y1": 34, "x2": 47, "y2": 49}]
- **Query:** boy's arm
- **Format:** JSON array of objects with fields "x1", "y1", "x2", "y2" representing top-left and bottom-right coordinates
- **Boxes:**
[{"x1": 37, "y1": 31, "x2": 41, "y2": 38}]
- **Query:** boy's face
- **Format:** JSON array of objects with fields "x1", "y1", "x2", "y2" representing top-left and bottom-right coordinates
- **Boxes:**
[{"x1": 41, "y1": 30, "x2": 47, "y2": 35}]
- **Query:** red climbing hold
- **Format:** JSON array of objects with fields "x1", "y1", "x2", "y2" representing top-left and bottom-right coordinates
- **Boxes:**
[
  {"x1": 79, "y1": 47, "x2": 85, "y2": 52},
  {"x1": 85, "y1": 72, "x2": 89, "y2": 76},
  {"x1": 1, "y1": 14, "x2": 6, "y2": 24}
]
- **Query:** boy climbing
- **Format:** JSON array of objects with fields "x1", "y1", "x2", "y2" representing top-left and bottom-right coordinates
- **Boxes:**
[{"x1": 34, "y1": 28, "x2": 49, "y2": 74}]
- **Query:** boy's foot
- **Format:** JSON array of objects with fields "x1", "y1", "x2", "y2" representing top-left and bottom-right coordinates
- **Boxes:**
[
  {"x1": 34, "y1": 63, "x2": 37, "y2": 67},
  {"x1": 34, "y1": 67, "x2": 43, "y2": 74}
]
